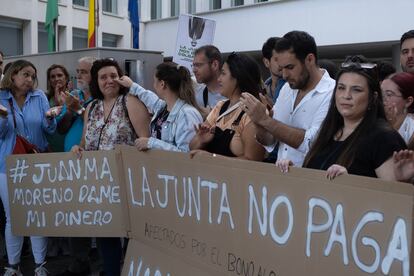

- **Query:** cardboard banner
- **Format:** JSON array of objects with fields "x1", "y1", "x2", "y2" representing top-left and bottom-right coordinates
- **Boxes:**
[
  {"x1": 121, "y1": 146, "x2": 413, "y2": 276},
  {"x1": 6, "y1": 147, "x2": 414, "y2": 275},
  {"x1": 6, "y1": 150, "x2": 129, "y2": 237},
  {"x1": 172, "y1": 14, "x2": 216, "y2": 71},
  {"x1": 123, "y1": 239, "x2": 212, "y2": 276}
]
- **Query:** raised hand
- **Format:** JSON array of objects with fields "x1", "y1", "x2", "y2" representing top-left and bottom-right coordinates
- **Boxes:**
[
  {"x1": 393, "y1": 150, "x2": 414, "y2": 182},
  {"x1": 115, "y1": 76, "x2": 134, "y2": 88}
]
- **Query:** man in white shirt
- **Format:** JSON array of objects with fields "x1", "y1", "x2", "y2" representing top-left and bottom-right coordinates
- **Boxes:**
[
  {"x1": 192, "y1": 45, "x2": 225, "y2": 117},
  {"x1": 241, "y1": 31, "x2": 335, "y2": 166}
]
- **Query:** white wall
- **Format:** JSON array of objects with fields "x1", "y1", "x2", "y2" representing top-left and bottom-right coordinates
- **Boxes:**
[
  {"x1": 140, "y1": 0, "x2": 414, "y2": 56},
  {"x1": 0, "y1": 0, "x2": 132, "y2": 53}
]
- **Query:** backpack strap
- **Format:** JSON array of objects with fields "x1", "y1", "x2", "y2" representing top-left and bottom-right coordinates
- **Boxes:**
[
  {"x1": 232, "y1": 110, "x2": 245, "y2": 126},
  {"x1": 218, "y1": 100, "x2": 230, "y2": 116},
  {"x1": 203, "y1": 86, "x2": 209, "y2": 108}
]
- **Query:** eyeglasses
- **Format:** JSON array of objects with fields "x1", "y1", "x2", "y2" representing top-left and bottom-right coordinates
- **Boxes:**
[
  {"x1": 382, "y1": 90, "x2": 404, "y2": 100},
  {"x1": 341, "y1": 62, "x2": 377, "y2": 69},
  {"x1": 191, "y1": 62, "x2": 209, "y2": 69}
]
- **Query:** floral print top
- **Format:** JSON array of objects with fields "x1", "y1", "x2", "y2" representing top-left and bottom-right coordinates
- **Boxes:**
[{"x1": 85, "y1": 95, "x2": 136, "y2": 151}]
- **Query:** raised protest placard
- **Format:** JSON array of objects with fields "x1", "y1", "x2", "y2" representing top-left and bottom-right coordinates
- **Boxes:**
[
  {"x1": 6, "y1": 150, "x2": 129, "y2": 237},
  {"x1": 121, "y1": 147, "x2": 413, "y2": 276},
  {"x1": 172, "y1": 14, "x2": 216, "y2": 71}
]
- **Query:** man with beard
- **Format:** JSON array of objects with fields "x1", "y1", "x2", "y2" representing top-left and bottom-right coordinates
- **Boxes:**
[
  {"x1": 240, "y1": 31, "x2": 335, "y2": 166},
  {"x1": 400, "y1": 30, "x2": 414, "y2": 73},
  {"x1": 192, "y1": 45, "x2": 225, "y2": 117},
  {"x1": 262, "y1": 37, "x2": 286, "y2": 104}
]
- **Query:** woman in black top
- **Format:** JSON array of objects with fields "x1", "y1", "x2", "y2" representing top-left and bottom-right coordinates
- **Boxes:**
[{"x1": 277, "y1": 55, "x2": 406, "y2": 180}]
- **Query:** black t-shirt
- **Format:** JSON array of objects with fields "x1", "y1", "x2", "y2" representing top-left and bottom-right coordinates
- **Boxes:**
[
  {"x1": 306, "y1": 121, "x2": 407, "y2": 177},
  {"x1": 151, "y1": 106, "x2": 169, "y2": 140}
]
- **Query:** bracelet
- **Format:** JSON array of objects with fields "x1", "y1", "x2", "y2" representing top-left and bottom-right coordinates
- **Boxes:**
[{"x1": 76, "y1": 107, "x2": 86, "y2": 115}]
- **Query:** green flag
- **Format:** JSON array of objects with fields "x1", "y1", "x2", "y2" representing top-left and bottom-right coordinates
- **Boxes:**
[{"x1": 45, "y1": 0, "x2": 58, "y2": 52}]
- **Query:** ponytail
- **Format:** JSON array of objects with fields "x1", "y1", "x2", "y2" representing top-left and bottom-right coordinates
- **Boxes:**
[
  {"x1": 177, "y1": 66, "x2": 200, "y2": 111},
  {"x1": 155, "y1": 62, "x2": 201, "y2": 111}
]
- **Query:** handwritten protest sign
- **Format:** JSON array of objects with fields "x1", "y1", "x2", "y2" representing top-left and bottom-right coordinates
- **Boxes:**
[
  {"x1": 121, "y1": 147, "x2": 413, "y2": 276},
  {"x1": 6, "y1": 147, "x2": 413, "y2": 275},
  {"x1": 6, "y1": 150, "x2": 128, "y2": 237},
  {"x1": 123, "y1": 239, "x2": 212, "y2": 276}
]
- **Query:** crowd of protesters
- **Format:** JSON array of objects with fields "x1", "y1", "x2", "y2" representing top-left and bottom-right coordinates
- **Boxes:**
[{"x1": 0, "y1": 29, "x2": 414, "y2": 275}]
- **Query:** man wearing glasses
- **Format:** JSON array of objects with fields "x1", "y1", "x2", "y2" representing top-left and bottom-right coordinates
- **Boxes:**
[
  {"x1": 241, "y1": 31, "x2": 335, "y2": 167},
  {"x1": 400, "y1": 30, "x2": 414, "y2": 73},
  {"x1": 192, "y1": 45, "x2": 225, "y2": 117}
]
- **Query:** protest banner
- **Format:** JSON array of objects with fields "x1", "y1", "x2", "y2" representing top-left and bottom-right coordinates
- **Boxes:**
[
  {"x1": 121, "y1": 146, "x2": 413, "y2": 276},
  {"x1": 6, "y1": 150, "x2": 129, "y2": 237},
  {"x1": 172, "y1": 14, "x2": 216, "y2": 71},
  {"x1": 6, "y1": 147, "x2": 414, "y2": 275},
  {"x1": 123, "y1": 239, "x2": 212, "y2": 276}
]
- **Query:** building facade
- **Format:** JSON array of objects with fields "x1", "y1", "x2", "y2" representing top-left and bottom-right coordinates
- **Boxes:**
[
  {"x1": 0, "y1": 0, "x2": 132, "y2": 56},
  {"x1": 139, "y1": 0, "x2": 414, "y2": 68}
]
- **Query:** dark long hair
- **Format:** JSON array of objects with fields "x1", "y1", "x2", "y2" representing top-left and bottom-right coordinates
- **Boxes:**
[
  {"x1": 303, "y1": 55, "x2": 388, "y2": 168},
  {"x1": 46, "y1": 64, "x2": 69, "y2": 100},
  {"x1": 155, "y1": 62, "x2": 200, "y2": 110},
  {"x1": 90, "y1": 58, "x2": 128, "y2": 100},
  {"x1": 225, "y1": 52, "x2": 262, "y2": 99}
]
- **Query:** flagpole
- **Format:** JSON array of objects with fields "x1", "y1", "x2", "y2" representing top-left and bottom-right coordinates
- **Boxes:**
[
  {"x1": 95, "y1": 0, "x2": 99, "y2": 47},
  {"x1": 54, "y1": 18, "x2": 59, "y2": 51}
]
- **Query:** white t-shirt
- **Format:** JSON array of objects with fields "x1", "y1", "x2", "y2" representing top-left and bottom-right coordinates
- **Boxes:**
[
  {"x1": 194, "y1": 83, "x2": 226, "y2": 109},
  {"x1": 266, "y1": 70, "x2": 336, "y2": 167},
  {"x1": 398, "y1": 114, "x2": 414, "y2": 144}
]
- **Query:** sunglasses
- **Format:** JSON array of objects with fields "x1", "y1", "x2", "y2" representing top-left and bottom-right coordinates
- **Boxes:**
[{"x1": 341, "y1": 62, "x2": 377, "y2": 69}]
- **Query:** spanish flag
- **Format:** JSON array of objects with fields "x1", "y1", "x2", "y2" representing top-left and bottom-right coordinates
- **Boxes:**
[{"x1": 88, "y1": 0, "x2": 96, "y2": 47}]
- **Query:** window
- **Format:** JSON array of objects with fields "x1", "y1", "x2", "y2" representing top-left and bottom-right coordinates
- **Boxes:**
[
  {"x1": 38, "y1": 23, "x2": 48, "y2": 53},
  {"x1": 171, "y1": 0, "x2": 179, "y2": 17},
  {"x1": 73, "y1": 0, "x2": 88, "y2": 7},
  {"x1": 102, "y1": 33, "x2": 118, "y2": 47},
  {"x1": 103, "y1": 0, "x2": 117, "y2": 14},
  {"x1": 188, "y1": 0, "x2": 196, "y2": 14},
  {"x1": 151, "y1": 0, "x2": 162, "y2": 19},
  {"x1": 72, "y1": 28, "x2": 88, "y2": 49},
  {"x1": 210, "y1": 0, "x2": 221, "y2": 10},
  {"x1": 232, "y1": 0, "x2": 244, "y2": 6},
  {"x1": 0, "y1": 18, "x2": 23, "y2": 56}
]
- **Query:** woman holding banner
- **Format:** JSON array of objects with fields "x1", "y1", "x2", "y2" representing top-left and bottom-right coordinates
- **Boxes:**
[
  {"x1": 0, "y1": 60, "x2": 57, "y2": 276},
  {"x1": 277, "y1": 56, "x2": 406, "y2": 180},
  {"x1": 117, "y1": 62, "x2": 203, "y2": 152},
  {"x1": 189, "y1": 52, "x2": 265, "y2": 160},
  {"x1": 71, "y1": 58, "x2": 150, "y2": 276}
]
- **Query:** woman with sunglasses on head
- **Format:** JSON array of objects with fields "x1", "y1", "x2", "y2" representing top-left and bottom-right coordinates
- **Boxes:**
[
  {"x1": 117, "y1": 62, "x2": 203, "y2": 152},
  {"x1": 381, "y1": 72, "x2": 414, "y2": 144},
  {"x1": 0, "y1": 60, "x2": 57, "y2": 276},
  {"x1": 189, "y1": 52, "x2": 265, "y2": 160},
  {"x1": 277, "y1": 55, "x2": 406, "y2": 180}
]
